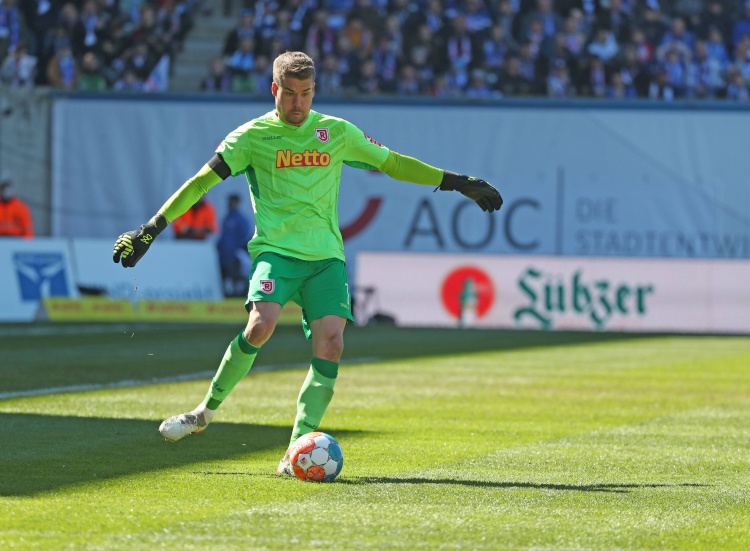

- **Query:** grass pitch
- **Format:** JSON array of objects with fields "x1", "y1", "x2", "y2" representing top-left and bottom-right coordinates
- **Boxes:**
[{"x1": 1, "y1": 323, "x2": 749, "y2": 550}]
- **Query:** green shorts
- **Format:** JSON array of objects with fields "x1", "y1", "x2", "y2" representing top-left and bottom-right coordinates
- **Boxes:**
[{"x1": 246, "y1": 252, "x2": 354, "y2": 339}]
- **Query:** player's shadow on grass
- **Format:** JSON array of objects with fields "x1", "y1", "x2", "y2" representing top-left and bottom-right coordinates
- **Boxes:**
[
  {"x1": 1, "y1": 413, "x2": 360, "y2": 496},
  {"x1": 341, "y1": 477, "x2": 707, "y2": 493}
]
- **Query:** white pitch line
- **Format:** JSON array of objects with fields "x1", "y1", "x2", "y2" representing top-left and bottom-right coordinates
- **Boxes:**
[{"x1": 0, "y1": 357, "x2": 381, "y2": 400}]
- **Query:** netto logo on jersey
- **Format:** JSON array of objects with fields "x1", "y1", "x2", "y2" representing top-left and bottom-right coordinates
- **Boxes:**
[{"x1": 276, "y1": 149, "x2": 331, "y2": 168}]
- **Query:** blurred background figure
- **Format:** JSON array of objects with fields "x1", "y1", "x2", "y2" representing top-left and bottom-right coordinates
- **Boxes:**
[
  {"x1": 216, "y1": 194, "x2": 252, "y2": 297},
  {"x1": 0, "y1": 177, "x2": 34, "y2": 238},
  {"x1": 200, "y1": 56, "x2": 232, "y2": 92},
  {"x1": 0, "y1": 42, "x2": 37, "y2": 87},
  {"x1": 172, "y1": 196, "x2": 217, "y2": 240}
]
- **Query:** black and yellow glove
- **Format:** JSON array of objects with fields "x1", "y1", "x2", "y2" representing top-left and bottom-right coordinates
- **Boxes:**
[
  {"x1": 113, "y1": 214, "x2": 168, "y2": 268},
  {"x1": 435, "y1": 171, "x2": 503, "y2": 213}
]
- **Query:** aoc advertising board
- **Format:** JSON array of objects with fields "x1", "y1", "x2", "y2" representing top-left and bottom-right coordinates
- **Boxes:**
[{"x1": 356, "y1": 252, "x2": 750, "y2": 334}]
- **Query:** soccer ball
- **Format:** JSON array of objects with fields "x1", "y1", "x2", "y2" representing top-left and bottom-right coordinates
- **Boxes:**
[{"x1": 289, "y1": 432, "x2": 344, "y2": 482}]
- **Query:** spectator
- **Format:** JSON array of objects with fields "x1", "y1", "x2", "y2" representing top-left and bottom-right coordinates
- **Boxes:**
[
  {"x1": 172, "y1": 196, "x2": 217, "y2": 240},
  {"x1": 648, "y1": 67, "x2": 676, "y2": 100},
  {"x1": 410, "y1": 0, "x2": 447, "y2": 38},
  {"x1": 217, "y1": 194, "x2": 252, "y2": 297},
  {"x1": 0, "y1": 42, "x2": 37, "y2": 87},
  {"x1": 395, "y1": 63, "x2": 422, "y2": 94},
  {"x1": 444, "y1": 14, "x2": 475, "y2": 89},
  {"x1": 0, "y1": 0, "x2": 22, "y2": 60},
  {"x1": 656, "y1": 16, "x2": 694, "y2": 62},
  {"x1": 496, "y1": 54, "x2": 534, "y2": 96},
  {"x1": 157, "y1": 0, "x2": 193, "y2": 53},
  {"x1": 250, "y1": 53, "x2": 272, "y2": 91},
  {"x1": 362, "y1": 33, "x2": 394, "y2": 92},
  {"x1": 637, "y1": 1, "x2": 667, "y2": 48},
  {"x1": 113, "y1": 68, "x2": 145, "y2": 91},
  {"x1": 410, "y1": 44, "x2": 436, "y2": 90},
  {"x1": 605, "y1": 71, "x2": 636, "y2": 99},
  {"x1": 356, "y1": 57, "x2": 381, "y2": 93},
  {"x1": 286, "y1": 0, "x2": 317, "y2": 41},
  {"x1": 317, "y1": 52, "x2": 345, "y2": 95},
  {"x1": 630, "y1": 27, "x2": 654, "y2": 65},
  {"x1": 341, "y1": 15, "x2": 374, "y2": 60},
  {"x1": 461, "y1": 0, "x2": 492, "y2": 35},
  {"x1": 735, "y1": 34, "x2": 750, "y2": 82},
  {"x1": 77, "y1": 51, "x2": 107, "y2": 90},
  {"x1": 724, "y1": 65, "x2": 749, "y2": 100},
  {"x1": 561, "y1": 12, "x2": 587, "y2": 58},
  {"x1": 705, "y1": 27, "x2": 729, "y2": 65},
  {"x1": 223, "y1": 8, "x2": 256, "y2": 57},
  {"x1": 335, "y1": 33, "x2": 362, "y2": 90},
  {"x1": 304, "y1": 10, "x2": 337, "y2": 59},
  {"x1": 596, "y1": 0, "x2": 631, "y2": 43},
  {"x1": 586, "y1": 55, "x2": 607, "y2": 97},
  {"x1": 661, "y1": 47, "x2": 688, "y2": 97},
  {"x1": 71, "y1": 0, "x2": 109, "y2": 60},
  {"x1": 0, "y1": 178, "x2": 34, "y2": 238},
  {"x1": 688, "y1": 38, "x2": 725, "y2": 98},
  {"x1": 465, "y1": 67, "x2": 496, "y2": 98},
  {"x1": 697, "y1": 0, "x2": 733, "y2": 45},
  {"x1": 547, "y1": 58, "x2": 574, "y2": 97},
  {"x1": 350, "y1": 0, "x2": 384, "y2": 36},
  {"x1": 430, "y1": 70, "x2": 463, "y2": 96},
  {"x1": 123, "y1": 40, "x2": 157, "y2": 82},
  {"x1": 732, "y1": 0, "x2": 750, "y2": 48},
  {"x1": 522, "y1": 0, "x2": 560, "y2": 42},
  {"x1": 494, "y1": 0, "x2": 519, "y2": 49},
  {"x1": 19, "y1": 0, "x2": 59, "y2": 64},
  {"x1": 617, "y1": 43, "x2": 651, "y2": 98},
  {"x1": 587, "y1": 27, "x2": 619, "y2": 63},
  {"x1": 267, "y1": 10, "x2": 296, "y2": 54},
  {"x1": 201, "y1": 56, "x2": 232, "y2": 92},
  {"x1": 46, "y1": 39, "x2": 78, "y2": 89},
  {"x1": 226, "y1": 35, "x2": 256, "y2": 85}
]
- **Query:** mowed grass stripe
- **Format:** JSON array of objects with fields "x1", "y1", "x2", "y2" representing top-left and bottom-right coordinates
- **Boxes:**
[{"x1": 0, "y1": 330, "x2": 748, "y2": 550}]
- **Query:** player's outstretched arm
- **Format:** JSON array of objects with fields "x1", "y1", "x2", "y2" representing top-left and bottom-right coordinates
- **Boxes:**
[
  {"x1": 435, "y1": 171, "x2": 503, "y2": 213},
  {"x1": 112, "y1": 155, "x2": 229, "y2": 268},
  {"x1": 377, "y1": 151, "x2": 503, "y2": 213},
  {"x1": 112, "y1": 213, "x2": 169, "y2": 268}
]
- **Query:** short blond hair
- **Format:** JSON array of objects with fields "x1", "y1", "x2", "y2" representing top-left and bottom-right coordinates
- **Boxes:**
[{"x1": 273, "y1": 51, "x2": 316, "y2": 86}]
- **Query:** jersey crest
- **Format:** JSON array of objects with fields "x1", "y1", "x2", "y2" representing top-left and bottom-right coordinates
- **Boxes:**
[
  {"x1": 315, "y1": 128, "x2": 330, "y2": 143},
  {"x1": 260, "y1": 279, "x2": 275, "y2": 294}
]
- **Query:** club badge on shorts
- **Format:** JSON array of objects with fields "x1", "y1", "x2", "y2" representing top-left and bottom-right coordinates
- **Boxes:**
[
  {"x1": 260, "y1": 279, "x2": 275, "y2": 294},
  {"x1": 315, "y1": 128, "x2": 329, "y2": 143}
]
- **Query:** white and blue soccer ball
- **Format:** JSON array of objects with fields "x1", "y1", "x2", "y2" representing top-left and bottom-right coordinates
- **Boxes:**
[{"x1": 289, "y1": 432, "x2": 344, "y2": 482}]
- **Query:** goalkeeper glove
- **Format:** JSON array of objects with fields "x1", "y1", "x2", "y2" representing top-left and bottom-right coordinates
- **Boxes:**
[
  {"x1": 435, "y1": 171, "x2": 503, "y2": 213},
  {"x1": 112, "y1": 213, "x2": 168, "y2": 268}
]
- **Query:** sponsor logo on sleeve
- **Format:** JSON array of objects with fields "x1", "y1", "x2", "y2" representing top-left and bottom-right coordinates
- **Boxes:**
[{"x1": 363, "y1": 132, "x2": 383, "y2": 147}]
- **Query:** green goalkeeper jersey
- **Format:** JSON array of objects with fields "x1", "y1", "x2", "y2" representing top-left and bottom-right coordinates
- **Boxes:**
[{"x1": 217, "y1": 109, "x2": 391, "y2": 262}]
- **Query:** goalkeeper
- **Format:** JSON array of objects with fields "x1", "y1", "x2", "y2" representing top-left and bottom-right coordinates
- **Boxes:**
[{"x1": 113, "y1": 51, "x2": 502, "y2": 475}]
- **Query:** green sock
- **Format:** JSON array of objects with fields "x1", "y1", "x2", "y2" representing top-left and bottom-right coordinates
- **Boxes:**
[
  {"x1": 202, "y1": 332, "x2": 260, "y2": 410},
  {"x1": 290, "y1": 357, "x2": 339, "y2": 445}
]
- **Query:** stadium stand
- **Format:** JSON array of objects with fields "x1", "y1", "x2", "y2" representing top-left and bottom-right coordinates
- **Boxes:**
[{"x1": 2, "y1": 0, "x2": 749, "y2": 99}]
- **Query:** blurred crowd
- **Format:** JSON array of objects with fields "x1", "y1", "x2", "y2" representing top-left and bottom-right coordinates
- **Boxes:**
[
  {"x1": 204, "y1": 0, "x2": 750, "y2": 100},
  {"x1": 3, "y1": 0, "x2": 750, "y2": 100},
  {"x1": 0, "y1": 0, "x2": 195, "y2": 91}
]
